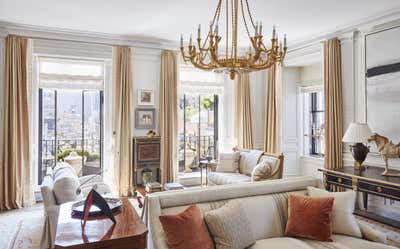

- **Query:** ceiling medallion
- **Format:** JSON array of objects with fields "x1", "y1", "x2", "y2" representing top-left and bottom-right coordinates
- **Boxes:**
[{"x1": 180, "y1": 0, "x2": 287, "y2": 80}]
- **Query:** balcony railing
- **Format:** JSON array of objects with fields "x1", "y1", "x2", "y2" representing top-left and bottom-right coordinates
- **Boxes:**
[
  {"x1": 178, "y1": 134, "x2": 215, "y2": 172},
  {"x1": 39, "y1": 138, "x2": 102, "y2": 182}
]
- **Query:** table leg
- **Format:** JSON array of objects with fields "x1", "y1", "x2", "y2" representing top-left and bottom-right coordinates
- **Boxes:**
[
  {"x1": 206, "y1": 165, "x2": 208, "y2": 186},
  {"x1": 363, "y1": 192, "x2": 368, "y2": 210},
  {"x1": 200, "y1": 165, "x2": 203, "y2": 187}
]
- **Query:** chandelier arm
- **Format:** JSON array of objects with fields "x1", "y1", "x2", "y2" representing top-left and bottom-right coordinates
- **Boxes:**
[
  {"x1": 245, "y1": 0, "x2": 256, "y2": 29},
  {"x1": 225, "y1": 0, "x2": 229, "y2": 60},
  {"x1": 231, "y1": 0, "x2": 237, "y2": 60},
  {"x1": 249, "y1": 59, "x2": 275, "y2": 70},
  {"x1": 201, "y1": 0, "x2": 222, "y2": 49},
  {"x1": 240, "y1": 0, "x2": 255, "y2": 41},
  {"x1": 189, "y1": 56, "x2": 217, "y2": 70}
]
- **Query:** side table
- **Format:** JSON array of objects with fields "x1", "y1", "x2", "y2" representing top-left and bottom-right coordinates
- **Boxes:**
[{"x1": 199, "y1": 160, "x2": 218, "y2": 187}]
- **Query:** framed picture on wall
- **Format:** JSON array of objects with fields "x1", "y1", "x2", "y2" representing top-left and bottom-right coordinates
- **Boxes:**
[
  {"x1": 135, "y1": 108, "x2": 156, "y2": 129},
  {"x1": 137, "y1": 89, "x2": 154, "y2": 106}
]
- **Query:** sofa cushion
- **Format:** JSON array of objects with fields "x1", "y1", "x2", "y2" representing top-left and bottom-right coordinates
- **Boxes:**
[
  {"x1": 205, "y1": 201, "x2": 255, "y2": 249},
  {"x1": 251, "y1": 160, "x2": 273, "y2": 181},
  {"x1": 239, "y1": 150, "x2": 264, "y2": 175},
  {"x1": 285, "y1": 195, "x2": 334, "y2": 241},
  {"x1": 159, "y1": 205, "x2": 214, "y2": 249},
  {"x1": 216, "y1": 151, "x2": 240, "y2": 172},
  {"x1": 307, "y1": 186, "x2": 362, "y2": 238},
  {"x1": 53, "y1": 166, "x2": 80, "y2": 204},
  {"x1": 332, "y1": 234, "x2": 396, "y2": 249},
  {"x1": 250, "y1": 236, "x2": 397, "y2": 249},
  {"x1": 208, "y1": 172, "x2": 251, "y2": 185},
  {"x1": 358, "y1": 220, "x2": 387, "y2": 244},
  {"x1": 249, "y1": 237, "x2": 317, "y2": 249}
]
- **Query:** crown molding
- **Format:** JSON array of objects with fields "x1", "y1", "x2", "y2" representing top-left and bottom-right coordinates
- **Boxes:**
[
  {"x1": 288, "y1": 7, "x2": 400, "y2": 52},
  {"x1": 0, "y1": 21, "x2": 178, "y2": 50}
]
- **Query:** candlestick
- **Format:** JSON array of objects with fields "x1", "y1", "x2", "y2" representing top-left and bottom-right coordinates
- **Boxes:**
[
  {"x1": 272, "y1": 25, "x2": 276, "y2": 39},
  {"x1": 180, "y1": 34, "x2": 183, "y2": 47},
  {"x1": 198, "y1": 24, "x2": 201, "y2": 39}
]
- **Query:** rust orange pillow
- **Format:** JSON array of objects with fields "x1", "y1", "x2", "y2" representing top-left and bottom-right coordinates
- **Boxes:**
[
  {"x1": 285, "y1": 194, "x2": 334, "y2": 242},
  {"x1": 159, "y1": 205, "x2": 215, "y2": 249}
]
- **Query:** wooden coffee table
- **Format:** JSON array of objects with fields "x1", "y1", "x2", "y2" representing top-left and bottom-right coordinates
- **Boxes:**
[{"x1": 54, "y1": 198, "x2": 147, "y2": 249}]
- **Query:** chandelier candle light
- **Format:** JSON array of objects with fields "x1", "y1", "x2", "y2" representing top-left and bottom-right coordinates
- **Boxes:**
[{"x1": 180, "y1": 0, "x2": 287, "y2": 80}]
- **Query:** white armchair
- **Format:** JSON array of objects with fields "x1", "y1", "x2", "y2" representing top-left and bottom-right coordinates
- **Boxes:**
[{"x1": 40, "y1": 163, "x2": 111, "y2": 249}]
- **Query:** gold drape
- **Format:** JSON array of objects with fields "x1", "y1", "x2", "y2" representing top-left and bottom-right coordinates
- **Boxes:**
[
  {"x1": 1, "y1": 36, "x2": 31, "y2": 210},
  {"x1": 112, "y1": 46, "x2": 134, "y2": 197},
  {"x1": 324, "y1": 38, "x2": 343, "y2": 170},
  {"x1": 234, "y1": 72, "x2": 253, "y2": 149},
  {"x1": 264, "y1": 64, "x2": 281, "y2": 153},
  {"x1": 160, "y1": 50, "x2": 178, "y2": 184}
]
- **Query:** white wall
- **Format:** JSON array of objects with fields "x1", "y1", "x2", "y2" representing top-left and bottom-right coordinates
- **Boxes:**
[{"x1": 131, "y1": 48, "x2": 161, "y2": 136}]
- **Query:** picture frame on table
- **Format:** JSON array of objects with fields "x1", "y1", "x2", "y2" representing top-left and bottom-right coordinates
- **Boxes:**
[
  {"x1": 135, "y1": 108, "x2": 156, "y2": 129},
  {"x1": 137, "y1": 89, "x2": 154, "y2": 106}
]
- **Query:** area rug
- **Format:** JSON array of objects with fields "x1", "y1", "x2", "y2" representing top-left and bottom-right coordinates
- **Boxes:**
[
  {"x1": 0, "y1": 204, "x2": 44, "y2": 249},
  {"x1": 356, "y1": 215, "x2": 400, "y2": 248}
]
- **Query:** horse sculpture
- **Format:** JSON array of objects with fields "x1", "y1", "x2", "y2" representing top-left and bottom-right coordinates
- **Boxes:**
[{"x1": 368, "y1": 133, "x2": 400, "y2": 177}]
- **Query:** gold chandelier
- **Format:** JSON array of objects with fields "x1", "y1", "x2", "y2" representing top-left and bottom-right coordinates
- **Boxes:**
[{"x1": 180, "y1": 0, "x2": 287, "y2": 80}]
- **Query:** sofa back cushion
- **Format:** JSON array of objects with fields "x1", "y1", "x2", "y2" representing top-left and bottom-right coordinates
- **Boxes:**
[
  {"x1": 216, "y1": 152, "x2": 240, "y2": 172},
  {"x1": 239, "y1": 150, "x2": 264, "y2": 175},
  {"x1": 53, "y1": 165, "x2": 80, "y2": 204},
  {"x1": 204, "y1": 201, "x2": 256, "y2": 249},
  {"x1": 161, "y1": 190, "x2": 307, "y2": 241}
]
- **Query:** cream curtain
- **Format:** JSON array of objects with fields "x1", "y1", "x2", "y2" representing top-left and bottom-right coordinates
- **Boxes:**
[
  {"x1": 0, "y1": 35, "x2": 32, "y2": 210},
  {"x1": 264, "y1": 64, "x2": 282, "y2": 154},
  {"x1": 234, "y1": 72, "x2": 253, "y2": 149},
  {"x1": 159, "y1": 50, "x2": 178, "y2": 184},
  {"x1": 112, "y1": 46, "x2": 134, "y2": 197},
  {"x1": 324, "y1": 38, "x2": 343, "y2": 170}
]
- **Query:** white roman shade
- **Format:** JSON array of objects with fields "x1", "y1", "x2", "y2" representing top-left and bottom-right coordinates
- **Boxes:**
[
  {"x1": 180, "y1": 65, "x2": 224, "y2": 94},
  {"x1": 38, "y1": 57, "x2": 105, "y2": 90}
]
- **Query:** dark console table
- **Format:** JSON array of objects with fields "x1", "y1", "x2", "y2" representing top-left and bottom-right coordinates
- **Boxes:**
[{"x1": 319, "y1": 166, "x2": 400, "y2": 228}]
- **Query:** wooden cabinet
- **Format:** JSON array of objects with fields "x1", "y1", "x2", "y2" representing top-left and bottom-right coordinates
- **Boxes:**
[{"x1": 133, "y1": 136, "x2": 161, "y2": 186}]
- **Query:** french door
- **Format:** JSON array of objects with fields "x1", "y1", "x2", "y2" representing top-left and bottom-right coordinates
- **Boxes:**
[
  {"x1": 38, "y1": 88, "x2": 103, "y2": 184},
  {"x1": 178, "y1": 94, "x2": 219, "y2": 172}
]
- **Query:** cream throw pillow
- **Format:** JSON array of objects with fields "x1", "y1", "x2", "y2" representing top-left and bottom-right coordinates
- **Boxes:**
[
  {"x1": 216, "y1": 152, "x2": 240, "y2": 172},
  {"x1": 358, "y1": 221, "x2": 387, "y2": 244},
  {"x1": 307, "y1": 186, "x2": 362, "y2": 238},
  {"x1": 204, "y1": 201, "x2": 255, "y2": 249},
  {"x1": 251, "y1": 161, "x2": 273, "y2": 181}
]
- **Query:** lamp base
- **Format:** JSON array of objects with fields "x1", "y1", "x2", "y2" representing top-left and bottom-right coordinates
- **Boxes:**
[{"x1": 350, "y1": 143, "x2": 369, "y2": 171}]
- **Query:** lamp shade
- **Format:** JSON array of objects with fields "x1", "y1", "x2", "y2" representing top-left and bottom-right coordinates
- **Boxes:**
[{"x1": 342, "y1": 123, "x2": 373, "y2": 143}]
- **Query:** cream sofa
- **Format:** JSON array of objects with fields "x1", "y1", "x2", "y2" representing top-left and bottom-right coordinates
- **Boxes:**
[
  {"x1": 147, "y1": 176, "x2": 396, "y2": 249},
  {"x1": 208, "y1": 150, "x2": 284, "y2": 185}
]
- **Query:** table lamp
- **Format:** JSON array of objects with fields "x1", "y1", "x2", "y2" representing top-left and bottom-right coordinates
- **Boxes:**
[{"x1": 342, "y1": 122, "x2": 373, "y2": 170}]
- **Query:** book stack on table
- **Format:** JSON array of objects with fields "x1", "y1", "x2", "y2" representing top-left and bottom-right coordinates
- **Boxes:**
[
  {"x1": 163, "y1": 182, "x2": 185, "y2": 191},
  {"x1": 145, "y1": 182, "x2": 162, "y2": 193}
]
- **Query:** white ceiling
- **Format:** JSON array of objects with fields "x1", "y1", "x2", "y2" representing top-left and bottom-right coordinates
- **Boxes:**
[{"x1": 1, "y1": 0, "x2": 400, "y2": 46}]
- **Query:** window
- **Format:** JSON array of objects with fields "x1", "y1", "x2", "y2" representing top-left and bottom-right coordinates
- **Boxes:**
[
  {"x1": 178, "y1": 66, "x2": 224, "y2": 173},
  {"x1": 38, "y1": 57, "x2": 104, "y2": 184},
  {"x1": 302, "y1": 90, "x2": 325, "y2": 157}
]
